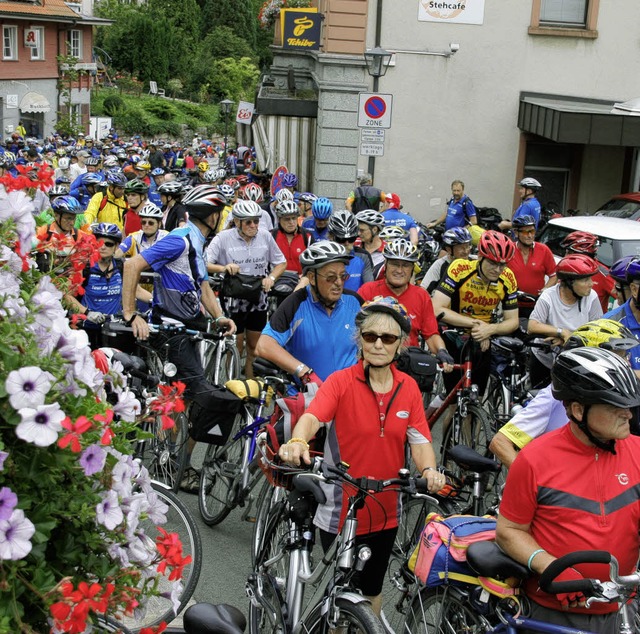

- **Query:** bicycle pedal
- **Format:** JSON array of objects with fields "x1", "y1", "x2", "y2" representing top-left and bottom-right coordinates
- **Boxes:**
[{"x1": 220, "y1": 462, "x2": 241, "y2": 478}]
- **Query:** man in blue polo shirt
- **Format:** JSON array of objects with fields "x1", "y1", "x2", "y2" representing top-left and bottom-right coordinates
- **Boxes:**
[
  {"x1": 255, "y1": 241, "x2": 363, "y2": 384},
  {"x1": 382, "y1": 192, "x2": 419, "y2": 245},
  {"x1": 427, "y1": 180, "x2": 477, "y2": 231},
  {"x1": 501, "y1": 177, "x2": 543, "y2": 231}
]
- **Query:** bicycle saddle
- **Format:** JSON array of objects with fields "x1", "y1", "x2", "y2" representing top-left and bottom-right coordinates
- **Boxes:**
[
  {"x1": 183, "y1": 602, "x2": 246, "y2": 634},
  {"x1": 446, "y1": 445, "x2": 501, "y2": 473},
  {"x1": 467, "y1": 541, "x2": 530, "y2": 581},
  {"x1": 491, "y1": 336, "x2": 525, "y2": 354}
]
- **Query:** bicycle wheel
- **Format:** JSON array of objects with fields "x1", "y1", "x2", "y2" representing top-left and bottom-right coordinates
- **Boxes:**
[
  {"x1": 300, "y1": 597, "x2": 385, "y2": 634},
  {"x1": 198, "y1": 412, "x2": 245, "y2": 525},
  {"x1": 482, "y1": 373, "x2": 509, "y2": 428},
  {"x1": 248, "y1": 503, "x2": 292, "y2": 634},
  {"x1": 118, "y1": 482, "x2": 202, "y2": 633},
  {"x1": 214, "y1": 340, "x2": 241, "y2": 386},
  {"x1": 404, "y1": 586, "x2": 488, "y2": 634},
  {"x1": 138, "y1": 410, "x2": 189, "y2": 494},
  {"x1": 252, "y1": 478, "x2": 286, "y2": 567},
  {"x1": 441, "y1": 402, "x2": 492, "y2": 463}
]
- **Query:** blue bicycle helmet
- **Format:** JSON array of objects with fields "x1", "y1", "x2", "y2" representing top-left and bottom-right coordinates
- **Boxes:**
[
  {"x1": 82, "y1": 173, "x2": 105, "y2": 187},
  {"x1": 312, "y1": 197, "x2": 333, "y2": 220},
  {"x1": 106, "y1": 171, "x2": 127, "y2": 187},
  {"x1": 442, "y1": 227, "x2": 472, "y2": 246},
  {"x1": 512, "y1": 215, "x2": 537, "y2": 228},
  {"x1": 91, "y1": 222, "x2": 122, "y2": 243},
  {"x1": 624, "y1": 257, "x2": 640, "y2": 283},
  {"x1": 609, "y1": 256, "x2": 636, "y2": 283},
  {"x1": 282, "y1": 173, "x2": 298, "y2": 189},
  {"x1": 150, "y1": 167, "x2": 165, "y2": 177},
  {"x1": 52, "y1": 195, "x2": 82, "y2": 215}
]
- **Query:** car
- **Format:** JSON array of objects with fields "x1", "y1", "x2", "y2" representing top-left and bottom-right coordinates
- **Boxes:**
[
  {"x1": 537, "y1": 216, "x2": 640, "y2": 269},
  {"x1": 595, "y1": 192, "x2": 640, "y2": 221}
]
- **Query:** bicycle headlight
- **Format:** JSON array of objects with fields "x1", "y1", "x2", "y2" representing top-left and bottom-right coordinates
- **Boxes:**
[
  {"x1": 355, "y1": 545, "x2": 372, "y2": 571},
  {"x1": 163, "y1": 362, "x2": 178, "y2": 378}
]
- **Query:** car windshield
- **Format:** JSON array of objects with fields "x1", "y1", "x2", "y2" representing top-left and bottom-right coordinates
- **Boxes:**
[
  {"x1": 538, "y1": 224, "x2": 640, "y2": 268},
  {"x1": 597, "y1": 199, "x2": 640, "y2": 219}
]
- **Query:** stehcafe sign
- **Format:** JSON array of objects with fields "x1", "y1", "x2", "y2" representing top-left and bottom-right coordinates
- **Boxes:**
[{"x1": 281, "y1": 8, "x2": 320, "y2": 50}]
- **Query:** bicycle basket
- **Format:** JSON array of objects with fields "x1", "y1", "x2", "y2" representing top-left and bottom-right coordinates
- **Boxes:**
[{"x1": 189, "y1": 384, "x2": 243, "y2": 445}]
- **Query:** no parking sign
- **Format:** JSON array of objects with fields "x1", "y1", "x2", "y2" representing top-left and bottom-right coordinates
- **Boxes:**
[{"x1": 357, "y1": 93, "x2": 393, "y2": 129}]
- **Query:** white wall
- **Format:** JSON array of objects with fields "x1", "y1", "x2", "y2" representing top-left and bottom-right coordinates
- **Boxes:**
[{"x1": 361, "y1": 1, "x2": 640, "y2": 222}]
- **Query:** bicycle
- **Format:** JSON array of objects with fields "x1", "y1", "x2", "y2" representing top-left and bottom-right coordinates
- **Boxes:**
[
  {"x1": 110, "y1": 480, "x2": 203, "y2": 633},
  {"x1": 198, "y1": 359, "x2": 294, "y2": 527},
  {"x1": 404, "y1": 541, "x2": 640, "y2": 634},
  {"x1": 247, "y1": 457, "x2": 429, "y2": 634}
]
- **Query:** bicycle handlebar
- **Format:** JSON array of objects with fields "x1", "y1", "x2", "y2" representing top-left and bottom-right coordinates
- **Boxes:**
[
  {"x1": 107, "y1": 319, "x2": 226, "y2": 341},
  {"x1": 539, "y1": 551, "x2": 612, "y2": 594}
]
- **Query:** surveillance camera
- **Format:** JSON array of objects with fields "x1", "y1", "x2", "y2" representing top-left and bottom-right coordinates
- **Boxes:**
[{"x1": 449, "y1": 42, "x2": 460, "y2": 53}]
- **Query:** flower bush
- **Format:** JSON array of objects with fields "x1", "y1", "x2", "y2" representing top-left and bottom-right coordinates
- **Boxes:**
[
  {"x1": 257, "y1": 0, "x2": 312, "y2": 30},
  {"x1": 0, "y1": 171, "x2": 185, "y2": 632}
]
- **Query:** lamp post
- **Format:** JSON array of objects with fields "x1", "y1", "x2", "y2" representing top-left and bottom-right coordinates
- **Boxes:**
[
  {"x1": 363, "y1": 47, "x2": 392, "y2": 180},
  {"x1": 219, "y1": 98, "x2": 234, "y2": 167}
]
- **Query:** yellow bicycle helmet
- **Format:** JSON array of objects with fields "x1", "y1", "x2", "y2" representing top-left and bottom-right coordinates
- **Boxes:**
[
  {"x1": 468, "y1": 224, "x2": 486, "y2": 247},
  {"x1": 198, "y1": 161, "x2": 210, "y2": 173},
  {"x1": 135, "y1": 161, "x2": 151, "y2": 171},
  {"x1": 564, "y1": 319, "x2": 638, "y2": 352}
]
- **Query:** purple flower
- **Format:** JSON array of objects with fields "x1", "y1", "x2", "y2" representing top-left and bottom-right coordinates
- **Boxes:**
[
  {"x1": 0, "y1": 508, "x2": 35, "y2": 560},
  {"x1": 96, "y1": 490, "x2": 123, "y2": 531},
  {"x1": 0, "y1": 451, "x2": 7, "y2": 471},
  {"x1": 0, "y1": 487, "x2": 18, "y2": 521},
  {"x1": 79, "y1": 444, "x2": 107, "y2": 476},
  {"x1": 5, "y1": 366, "x2": 52, "y2": 410},
  {"x1": 16, "y1": 403, "x2": 65, "y2": 447},
  {"x1": 113, "y1": 389, "x2": 141, "y2": 422}
]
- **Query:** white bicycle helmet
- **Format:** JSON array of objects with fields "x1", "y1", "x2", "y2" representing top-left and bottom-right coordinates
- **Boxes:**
[
  {"x1": 232, "y1": 199, "x2": 262, "y2": 219},
  {"x1": 379, "y1": 225, "x2": 407, "y2": 241},
  {"x1": 275, "y1": 189, "x2": 294, "y2": 203},
  {"x1": 328, "y1": 209, "x2": 359, "y2": 240},
  {"x1": 276, "y1": 200, "x2": 299, "y2": 217},
  {"x1": 103, "y1": 155, "x2": 119, "y2": 168},
  {"x1": 383, "y1": 238, "x2": 419, "y2": 262},
  {"x1": 355, "y1": 210, "x2": 385, "y2": 229},
  {"x1": 182, "y1": 185, "x2": 226, "y2": 220},
  {"x1": 202, "y1": 170, "x2": 219, "y2": 183},
  {"x1": 242, "y1": 182, "x2": 264, "y2": 203},
  {"x1": 57, "y1": 157, "x2": 70, "y2": 170},
  {"x1": 138, "y1": 202, "x2": 163, "y2": 219},
  {"x1": 299, "y1": 240, "x2": 352, "y2": 273},
  {"x1": 218, "y1": 184, "x2": 235, "y2": 203},
  {"x1": 157, "y1": 181, "x2": 184, "y2": 196},
  {"x1": 519, "y1": 177, "x2": 541, "y2": 190}
]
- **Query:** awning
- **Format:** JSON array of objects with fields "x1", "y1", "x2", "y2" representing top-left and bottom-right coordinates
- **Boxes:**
[
  {"x1": 518, "y1": 92, "x2": 640, "y2": 146},
  {"x1": 20, "y1": 92, "x2": 51, "y2": 114}
]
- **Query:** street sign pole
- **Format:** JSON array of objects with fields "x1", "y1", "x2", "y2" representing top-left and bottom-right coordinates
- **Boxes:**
[{"x1": 368, "y1": 78, "x2": 380, "y2": 180}]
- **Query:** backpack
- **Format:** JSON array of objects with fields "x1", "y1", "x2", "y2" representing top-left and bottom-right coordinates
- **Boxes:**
[
  {"x1": 408, "y1": 514, "x2": 497, "y2": 587},
  {"x1": 352, "y1": 185, "x2": 382, "y2": 212}
]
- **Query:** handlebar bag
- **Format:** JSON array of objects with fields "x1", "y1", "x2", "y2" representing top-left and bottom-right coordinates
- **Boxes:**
[
  {"x1": 222, "y1": 273, "x2": 263, "y2": 303},
  {"x1": 409, "y1": 513, "x2": 496, "y2": 587},
  {"x1": 189, "y1": 385, "x2": 243, "y2": 445},
  {"x1": 396, "y1": 347, "x2": 438, "y2": 393}
]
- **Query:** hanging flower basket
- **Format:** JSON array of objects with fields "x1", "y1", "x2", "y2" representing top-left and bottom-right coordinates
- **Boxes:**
[{"x1": 258, "y1": 0, "x2": 312, "y2": 30}]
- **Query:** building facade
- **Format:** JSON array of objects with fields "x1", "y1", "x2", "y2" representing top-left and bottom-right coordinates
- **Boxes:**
[
  {"x1": 258, "y1": 0, "x2": 640, "y2": 220},
  {"x1": 0, "y1": 0, "x2": 103, "y2": 139}
]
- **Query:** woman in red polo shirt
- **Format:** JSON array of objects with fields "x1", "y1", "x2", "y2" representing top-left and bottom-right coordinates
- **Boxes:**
[{"x1": 279, "y1": 297, "x2": 444, "y2": 615}]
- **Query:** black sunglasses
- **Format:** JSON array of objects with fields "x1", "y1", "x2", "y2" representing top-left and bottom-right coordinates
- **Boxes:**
[
  {"x1": 362, "y1": 331, "x2": 400, "y2": 345},
  {"x1": 102, "y1": 240, "x2": 117, "y2": 248},
  {"x1": 335, "y1": 237, "x2": 357, "y2": 244}
]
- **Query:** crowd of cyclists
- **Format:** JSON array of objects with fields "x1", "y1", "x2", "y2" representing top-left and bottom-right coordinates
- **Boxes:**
[{"x1": 5, "y1": 129, "x2": 640, "y2": 633}]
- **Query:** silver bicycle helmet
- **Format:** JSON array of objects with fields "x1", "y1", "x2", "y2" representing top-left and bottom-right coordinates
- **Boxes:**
[
  {"x1": 299, "y1": 240, "x2": 352, "y2": 273},
  {"x1": 328, "y1": 209, "x2": 359, "y2": 240},
  {"x1": 355, "y1": 210, "x2": 385, "y2": 229},
  {"x1": 157, "y1": 181, "x2": 184, "y2": 196},
  {"x1": 138, "y1": 202, "x2": 163, "y2": 219},
  {"x1": 275, "y1": 189, "x2": 294, "y2": 203},
  {"x1": 379, "y1": 226, "x2": 407, "y2": 241},
  {"x1": 232, "y1": 199, "x2": 262, "y2": 219},
  {"x1": 276, "y1": 200, "x2": 300, "y2": 218},
  {"x1": 383, "y1": 238, "x2": 419, "y2": 262},
  {"x1": 218, "y1": 184, "x2": 235, "y2": 203}
]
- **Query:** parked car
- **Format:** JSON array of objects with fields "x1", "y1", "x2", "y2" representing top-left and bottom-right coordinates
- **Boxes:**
[
  {"x1": 537, "y1": 216, "x2": 640, "y2": 270},
  {"x1": 595, "y1": 192, "x2": 640, "y2": 221}
]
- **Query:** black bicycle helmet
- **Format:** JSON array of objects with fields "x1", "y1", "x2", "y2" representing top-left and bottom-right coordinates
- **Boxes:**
[
  {"x1": 551, "y1": 347, "x2": 640, "y2": 409},
  {"x1": 328, "y1": 209, "x2": 359, "y2": 240},
  {"x1": 181, "y1": 185, "x2": 226, "y2": 220}
]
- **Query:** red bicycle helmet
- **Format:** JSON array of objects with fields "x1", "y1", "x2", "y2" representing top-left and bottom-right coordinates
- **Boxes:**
[
  {"x1": 556, "y1": 254, "x2": 599, "y2": 280},
  {"x1": 560, "y1": 231, "x2": 599, "y2": 257},
  {"x1": 478, "y1": 231, "x2": 516, "y2": 264}
]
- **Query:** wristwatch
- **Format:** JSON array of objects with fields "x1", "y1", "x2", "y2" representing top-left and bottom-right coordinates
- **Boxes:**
[
  {"x1": 556, "y1": 327, "x2": 563, "y2": 337},
  {"x1": 269, "y1": 275, "x2": 276, "y2": 281}
]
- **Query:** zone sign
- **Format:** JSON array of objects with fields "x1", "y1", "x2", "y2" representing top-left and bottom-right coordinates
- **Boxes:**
[{"x1": 357, "y1": 93, "x2": 393, "y2": 129}]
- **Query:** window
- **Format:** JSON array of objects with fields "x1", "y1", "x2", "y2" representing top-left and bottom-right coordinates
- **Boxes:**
[
  {"x1": 70, "y1": 104, "x2": 82, "y2": 127},
  {"x1": 30, "y1": 27, "x2": 44, "y2": 61},
  {"x1": 68, "y1": 29, "x2": 82, "y2": 58},
  {"x1": 3, "y1": 26, "x2": 17, "y2": 60},
  {"x1": 529, "y1": 0, "x2": 599, "y2": 38}
]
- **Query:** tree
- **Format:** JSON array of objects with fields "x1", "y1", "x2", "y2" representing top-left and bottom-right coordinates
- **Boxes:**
[
  {"x1": 207, "y1": 57, "x2": 260, "y2": 104},
  {"x1": 202, "y1": 0, "x2": 256, "y2": 48}
]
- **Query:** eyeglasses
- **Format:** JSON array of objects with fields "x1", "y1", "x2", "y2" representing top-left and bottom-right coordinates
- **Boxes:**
[
  {"x1": 315, "y1": 272, "x2": 350, "y2": 284},
  {"x1": 140, "y1": 219, "x2": 157, "y2": 226},
  {"x1": 517, "y1": 228, "x2": 536, "y2": 235},
  {"x1": 485, "y1": 260, "x2": 508, "y2": 269},
  {"x1": 361, "y1": 331, "x2": 400, "y2": 345},
  {"x1": 243, "y1": 218, "x2": 260, "y2": 225},
  {"x1": 335, "y1": 237, "x2": 357, "y2": 244},
  {"x1": 102, "y1": 241, "x2": 116, "y2": 248},
  {"x1": 387, "y1": 260, "x2": 414, "y2": 269}
]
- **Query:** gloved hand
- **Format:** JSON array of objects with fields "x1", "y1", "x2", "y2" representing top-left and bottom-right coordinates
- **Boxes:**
[
  {"x1": 301, "y1": 371, "x2": 322, "y2": 387},
  {"x1": 553, "y1": 567, "x2": 587, "y2": 610},
  {"x1": 436, "y1": 348, "x2": 455, "y2": 366},
  {"x1": 86, "y1": 311, "x2": 107, "y2": 324}
]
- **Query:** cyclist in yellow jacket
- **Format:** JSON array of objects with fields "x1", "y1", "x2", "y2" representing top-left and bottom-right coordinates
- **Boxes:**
[{"x1": 84, "y1": 171, "x2": 128, "y2": 229}]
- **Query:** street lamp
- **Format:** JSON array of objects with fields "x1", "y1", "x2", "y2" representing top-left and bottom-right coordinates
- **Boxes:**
[
  {"x1": 219, "y1": 98, "x2": 234, "y2": 161},
  {"x1": 363, "y1": 47, "x2": 391, "y2": 181}
]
